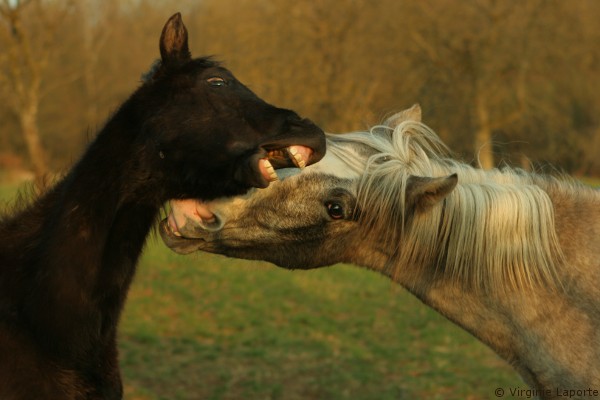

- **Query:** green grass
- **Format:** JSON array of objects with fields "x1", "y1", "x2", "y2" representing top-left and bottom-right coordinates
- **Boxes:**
[
  {"x1": 1, "y1": 181, "x2": 524, "y2": 399},
  {"x1": 121, "y1": 244, "x2": 522, "y2": 400}
]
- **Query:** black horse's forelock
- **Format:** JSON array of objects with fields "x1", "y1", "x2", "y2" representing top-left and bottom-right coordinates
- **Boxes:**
[
  {"x1": 140, "y1": 59, "x2": 162, "y2": 83},
  {"x1": 141, "y1": 56, "x2": 221, "y2": 83}
]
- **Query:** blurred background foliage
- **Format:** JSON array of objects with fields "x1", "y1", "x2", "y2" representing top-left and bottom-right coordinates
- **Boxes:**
[
  {"x1": 0, "y1": 0, "x2": 599, "y2": 179},
  {"x1": 1, "y1": 2, "x2": 598, "y2": 398}
]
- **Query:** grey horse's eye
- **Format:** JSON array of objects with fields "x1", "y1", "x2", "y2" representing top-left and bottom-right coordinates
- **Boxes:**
[{"x1": 325, "y1": 201, "x2": 344, "y2": 220}]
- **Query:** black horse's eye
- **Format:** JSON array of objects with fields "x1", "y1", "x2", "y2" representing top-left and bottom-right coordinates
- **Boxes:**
[
  {"x1": 207, "y1": 77, "x2": 226, "y2": 87},
  {"x1": 326, "y1": 202, "x2": 345, "y2": 220}
]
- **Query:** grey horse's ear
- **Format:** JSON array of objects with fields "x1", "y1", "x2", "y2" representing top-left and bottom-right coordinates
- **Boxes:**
[
  {"x1": 384, "y1": 104, "x2": 422, "y2": 128},
  {"x1": 406, "y1": 173, "x2": 457, "y2": 212}
]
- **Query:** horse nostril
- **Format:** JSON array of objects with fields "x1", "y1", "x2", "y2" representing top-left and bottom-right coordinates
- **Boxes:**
[
  {"x1": 301, "y1": 118, "x2": 318, "y2": 128},
  {"x1": 286, "y1": 116, "x2": 311, "y2": 129},
  {"x1": 283, "y1": 112, "x2": 304, "y2": 123}
]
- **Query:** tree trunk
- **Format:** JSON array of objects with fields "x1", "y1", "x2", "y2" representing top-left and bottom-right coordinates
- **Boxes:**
[{"x1": 19, "y1": 102, "x2": 48, "y2": 181}]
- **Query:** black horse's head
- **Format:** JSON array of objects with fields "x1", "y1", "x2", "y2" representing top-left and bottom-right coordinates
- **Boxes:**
[{"x1": 138, "y1": 13, "x2": 325, "y2": 201}]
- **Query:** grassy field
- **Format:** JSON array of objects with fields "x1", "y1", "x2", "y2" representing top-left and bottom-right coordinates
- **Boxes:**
[
  {"x1": 2, "y1": 179, "x2": 571, "y2": 400},
  {"x1": 119, "y1": 245, "x2": 524, "y2": 400}
]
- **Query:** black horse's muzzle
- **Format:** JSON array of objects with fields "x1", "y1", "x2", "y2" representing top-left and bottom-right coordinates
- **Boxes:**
[{"x1": 234, "y1": 117, "x2": 326, "y2": 188}]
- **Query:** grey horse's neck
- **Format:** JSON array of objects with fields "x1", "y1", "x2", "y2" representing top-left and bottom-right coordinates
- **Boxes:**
[{"x1": 371, "y1": 185, "x2": 600, "y2": 398}]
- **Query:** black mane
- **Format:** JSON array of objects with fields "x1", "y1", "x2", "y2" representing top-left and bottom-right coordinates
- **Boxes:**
[{"x1": 142, "y1": 56, "x2": 221, "y2": 83}]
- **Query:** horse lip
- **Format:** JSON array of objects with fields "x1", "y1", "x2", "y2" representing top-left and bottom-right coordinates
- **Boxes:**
[
  {"x1": 259, "y1": 158, "x2": 279, "y2": 183},
  {"x1": 168, "y1": 199, "x2": 219, "y2": 232},
  {"x1": 167, "y1": 213, "x2": 183, "y2": 237},
  {"x1": 159, "y1": 219, "x2": 211, "y2": 254},
  {"x1": 163, "y1": 198, "x2": 224, "y2": 242},
  {"x1": 237, "y1": 152, "x2": 270, "y2": 188},
  {"x1": 259, "y1": 125, "x2": 326, "y2": 168},
  {"x1": 161, "y1": 219, "x2": 185, "y2": 240}
]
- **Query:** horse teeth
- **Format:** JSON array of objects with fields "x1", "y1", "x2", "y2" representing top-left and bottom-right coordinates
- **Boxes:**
[
  {"x1": 167, "y1": 221, "x2": 182, "y2": 237},
  {"x1": 287, "y1": 147, "x2": 306, "y2": 169},
  {"x1": 263, "y1": 159, "x2": 279, "y2": 181}
]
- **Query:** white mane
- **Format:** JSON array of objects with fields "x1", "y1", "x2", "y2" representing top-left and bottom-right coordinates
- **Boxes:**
[{"x1": 327, "y1": 121, "x2": 566, "y2": 291}]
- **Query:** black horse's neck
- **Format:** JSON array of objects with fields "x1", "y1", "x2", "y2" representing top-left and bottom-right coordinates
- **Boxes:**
[{"x1": 15, "y1": 96, "x2": 160, "y2": 363}]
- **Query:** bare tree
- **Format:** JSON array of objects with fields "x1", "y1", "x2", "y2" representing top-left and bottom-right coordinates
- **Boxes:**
[
  {"x1": 0, "y1": 0, "x2": 597, "y2": 178},
  {"x1": 407, "y1": 0, "x2": 545, "y2": 169},
  {"x1": 0, "y1": 0, "x2": 47, "y2": 179},
  {"x1": 0, "y1": 0, "x2": 75, "y2": 180},
  {"x1": 77, "y1": 0, "x2": 117, "y2": 130}
]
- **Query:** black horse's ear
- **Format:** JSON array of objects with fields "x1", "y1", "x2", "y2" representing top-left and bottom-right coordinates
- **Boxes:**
[{"x1": 159, "y1": 13, "x2": 191, "y2": 67}]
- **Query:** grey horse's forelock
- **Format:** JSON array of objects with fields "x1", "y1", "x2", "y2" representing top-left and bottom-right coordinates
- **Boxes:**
[{"x1": 327, "y1": 121, "x2": 565, "y2": 292}]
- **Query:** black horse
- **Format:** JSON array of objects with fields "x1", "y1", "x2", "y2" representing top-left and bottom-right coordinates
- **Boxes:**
[{"x1": 0, "y1": 13, "x2": 324, "y2": 400}]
